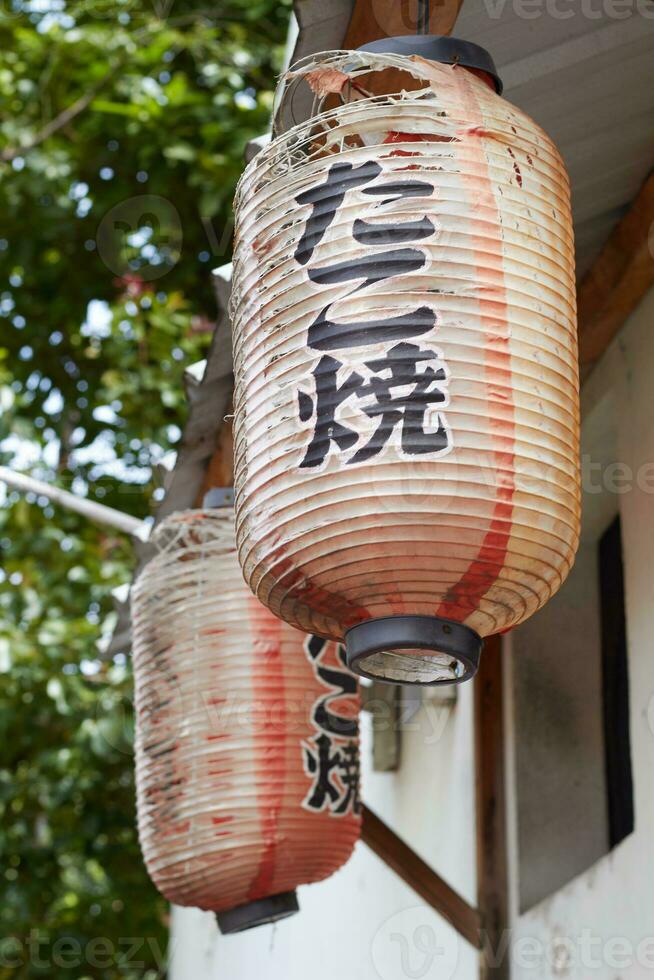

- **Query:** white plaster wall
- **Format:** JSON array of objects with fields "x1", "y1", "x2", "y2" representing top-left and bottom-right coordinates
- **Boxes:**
[
  {"x1": 507, "y1": 285, "x2": 654, "y2": 979},
  {"x1": 169, "y1": 685, "x2": 479, "y2": 980}
]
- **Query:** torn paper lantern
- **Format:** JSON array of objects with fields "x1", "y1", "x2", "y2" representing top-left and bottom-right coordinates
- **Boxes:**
[{"x1": 231, "y1": 42, "x2": 580, "y2": 686}]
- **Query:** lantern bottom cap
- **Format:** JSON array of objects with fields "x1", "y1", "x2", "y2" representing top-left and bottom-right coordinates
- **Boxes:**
[
  {"x1": 345, "y1": 615, "x2": 482, "y2": 686},
  {"x1": 215, "y1": 891, "x2": 299, "y2": 935}
]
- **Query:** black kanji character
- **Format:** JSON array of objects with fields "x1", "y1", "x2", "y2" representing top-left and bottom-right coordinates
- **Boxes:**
[
  {"x1": 296, "y1": 164, "x2": 438, "y2": 350},
  {"x1": 352, "y1": 216, "x2": 435, "y2": 246},
  {"x1": 304, "y1": 636, "x2": 358, "y2": 738},
  {"x1": 361, "y1": 178, "x2": 435, "y2": 204},
  {"x1": 334, "y1": 743, "x2": 361, "y2": 816},
  {"x1": 349, "y1": 342, "x2": 450, "y2": 464},
  {"x1": 295, "y1": 165, "x2": 435, "y2": 267},
  {"x1": 303, "y1": 734, "x2": 361, "y2": 816},
  {"x1": 303, "y1": 733, "x2": 342, "y2": 812},
  {"x1": 294, "y1": 160, "x2": 382, "y2": 266},
  {"x1": 299, "y1": 354, "x2": 362, "y2": 468},
  {"x1": 307, "y1": 302, "x2": 436, "y2": 352},
  {"x1": 299, "y1": 343, "x2": 449, "y2": 468},
  {"x1": 307, "y1": 246, "x2": 427, "y2": 292}
]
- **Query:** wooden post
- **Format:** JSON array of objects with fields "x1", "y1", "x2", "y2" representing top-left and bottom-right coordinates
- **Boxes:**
[
  {"x1": 197, "y1": 406, "x2": 234, "y2": 504},
  {"x1": 343, "y1": 0, "x2": 465, "y2": 46},
  {"x1": 475, "y1": 634, "x2": 510, "y2": 978}
]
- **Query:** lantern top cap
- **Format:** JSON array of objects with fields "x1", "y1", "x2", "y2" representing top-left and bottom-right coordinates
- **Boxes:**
[{"x1": 356, "y1": 35, "x2": 503, "y2": 94}]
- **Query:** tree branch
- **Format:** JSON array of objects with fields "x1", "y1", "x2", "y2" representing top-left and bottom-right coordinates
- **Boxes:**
[{"x1": 1, "y1": 56, "x2": 126, "y2": 163}]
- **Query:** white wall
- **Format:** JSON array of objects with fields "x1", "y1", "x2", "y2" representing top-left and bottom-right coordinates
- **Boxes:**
[
  {"x1": 506, "y1": 285, "x2": 654, "y2": 979},
  {"x1": 169, "y1": 685, "x2": 479, "y2": 980}
]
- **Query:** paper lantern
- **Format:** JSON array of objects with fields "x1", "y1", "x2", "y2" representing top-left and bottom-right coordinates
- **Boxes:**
[
  {"x1": 131, "y1": 508, "x2": 361, "y2": 933},
  {"x1": 231, "y1": 40, "x2": 580, "y2": 685}
]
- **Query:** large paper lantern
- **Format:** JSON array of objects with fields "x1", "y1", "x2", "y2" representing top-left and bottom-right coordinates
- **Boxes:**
[
  {"x1": 131, "y1": 508, "x2": 361, "y2": 933},
  {"x1": 231, "y1": 40, "x2": 580, "y2": 686}
]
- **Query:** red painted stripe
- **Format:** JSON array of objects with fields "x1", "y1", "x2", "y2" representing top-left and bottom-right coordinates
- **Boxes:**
[
  {"x1": 435, "y1": 72, "x2": 516, "y2": 624},
  {"x1": 246, "y1": 605, "x2": 285, "y2": 901},
  {"x1": 161, "y1": 820, "x2": 190, "y2": 837},
  {"x1": 272, "y1": 548, "x2": 371, "y2": 632}
]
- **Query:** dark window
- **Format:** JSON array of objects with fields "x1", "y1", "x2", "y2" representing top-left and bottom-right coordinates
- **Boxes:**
[
  {"x1": 599, "y1": 516, "x2": 634, "y2": 848},
  {"x1": 512, "y1": 513, "x2": 634, "y2": 911}
]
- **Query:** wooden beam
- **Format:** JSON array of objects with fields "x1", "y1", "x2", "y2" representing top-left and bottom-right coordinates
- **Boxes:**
[
  {"x1": 577, "y1": 171, "x2": 654, "y2": 373},
  {"x1": 361, "y1": 803, "x2": 482, "y2": 950},
  {"x1": 196, "y1": 408, "x2": 234, "y2": 505},
  {"x1": 475, "y1": 635, "x2": 510, "y2": 979},
  {"x1": 343, "y1": 0, "x2": 465, "y2": 47}
]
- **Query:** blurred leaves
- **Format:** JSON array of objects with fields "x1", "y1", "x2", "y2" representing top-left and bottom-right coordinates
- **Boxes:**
[{"x1": 0, "y1": 0, "x2": 291, "y2": 975}]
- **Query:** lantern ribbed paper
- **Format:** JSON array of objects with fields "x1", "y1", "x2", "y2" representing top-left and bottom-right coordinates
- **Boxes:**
[
  {"x1": 131, "y1": 509, "x2": 361, "y2": 933},
  {"x1": 231, "y1": 47, "x2": 580, "y2": 685}
]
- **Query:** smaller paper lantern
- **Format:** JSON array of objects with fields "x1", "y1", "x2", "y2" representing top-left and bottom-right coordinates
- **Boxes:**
[{"x1": 131, "y1": 508, "x2": 361, "y2": 933}]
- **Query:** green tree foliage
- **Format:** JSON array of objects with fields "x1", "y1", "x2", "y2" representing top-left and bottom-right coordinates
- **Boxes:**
[{"x1": 0, "y1": 0, "x2": 291, "y2": 975}]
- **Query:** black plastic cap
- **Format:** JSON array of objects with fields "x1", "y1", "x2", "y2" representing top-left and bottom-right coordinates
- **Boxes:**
[
  {"x1": 216, "y1": 891, "x2": 299, "y2": 935},
  {"x1": 345, "y1": 614, "x2": 482, "y2": 686},
  {"x1": 357, "y1": 35, "x2": 503, "y2": 94}
]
